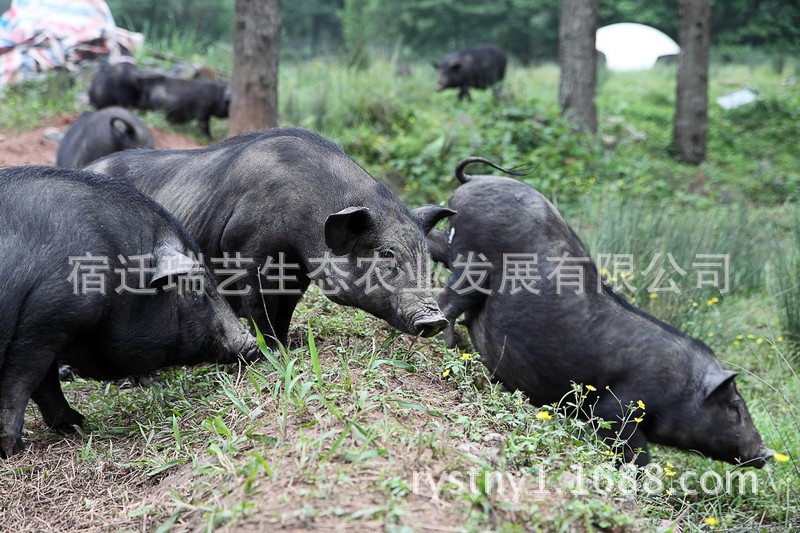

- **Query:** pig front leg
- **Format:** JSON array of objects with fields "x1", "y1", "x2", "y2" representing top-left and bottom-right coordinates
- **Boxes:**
[
  {"x1": 435, "y1": 284, "x2": 486, "y2": 348},
  {"x1": 592, "y1": 396, "x2": 650, "y2": 466},
  {"x1": 31, "y1": 362, "x2": 84, "y2": 432}
]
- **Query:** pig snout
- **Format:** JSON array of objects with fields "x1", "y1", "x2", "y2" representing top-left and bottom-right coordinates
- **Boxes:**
[
  {"x1": 412, "y1": 308, "x2": 449, "y2": 337},
  {"x1": 743, "y1": 446, "x2": 775, "y2": 469},
  {"x1": 238, "y1": 336, "x2": 262, "y2": 363}
]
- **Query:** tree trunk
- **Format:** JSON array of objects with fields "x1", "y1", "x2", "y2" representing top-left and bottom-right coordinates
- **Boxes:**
[
  {"x1": 230, "y1": 0, "x2": 280, "y2": 135},
  {"x1": 558, "y1": 0, "x2": 598, "y2": 135},
  {"x1": 672, "y1": 0, "x2": 710, "y2": 165}
]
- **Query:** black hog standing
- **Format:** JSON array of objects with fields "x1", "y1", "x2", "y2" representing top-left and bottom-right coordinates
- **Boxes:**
[
  {"x1": 433, "y1": 44, "x2": 507, "y2": 101},
  {"x1": 0, "y1": 166, "x2": 260, "y2": 457},
  {"x1": 137, "y1": 73, "x2": 230, "y2": 139},
  {"x1": 87, "y1": 127, "x2": 453, "y2": 348},
  {"x1": 428, "y1": 157, "x2": 774, "y2": 468},
  {"x1": 56, "y1": 107, "x2": 154, "y2": 168},
  {"x1": 88, "y1": 62, "x2": 141, "y2": 109}
]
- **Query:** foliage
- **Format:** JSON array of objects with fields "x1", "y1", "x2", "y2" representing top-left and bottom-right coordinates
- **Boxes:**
[{"x1": 98, "y1": 0, "x2": 800, "y2": 63}]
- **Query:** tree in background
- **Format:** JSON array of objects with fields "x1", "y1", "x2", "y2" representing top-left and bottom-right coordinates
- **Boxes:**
[
  {"x1": 672, "y1": 0, "x2": 710, "y2": 165},
  {"x1": 230, "y1": 0, "x2": 280, "y2": 134},
  {"x1": 558, "y1": 0, "x2": 598, "y2": 135}
]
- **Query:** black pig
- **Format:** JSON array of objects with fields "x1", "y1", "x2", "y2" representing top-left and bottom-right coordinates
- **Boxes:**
[
  {"x1": 428, "y1": 157, "x2": 774, "y2": 468},
  {"x1": 0, "y1": 166, "x2": 260, "y2": 457},
  {"x1": 87, "y1": 127, "x2": 454, "y2": 349},
  {"x1": 433, "y1": 44, "x2": 507, "y2": 101},
  {"x1": 137, "y1": 73, "x2": 230, "y2": 139},
  {"x1": 56, "y1": 107, "x2": 154, "y2": 168},
  {"x1": 88, "y1": 62, "x2": 141, "y2": 109}
]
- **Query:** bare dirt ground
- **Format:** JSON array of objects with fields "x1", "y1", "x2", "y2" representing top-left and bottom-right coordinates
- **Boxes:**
[{"x1": 0, "y1": 114, "x2": 203, "y2": 167}]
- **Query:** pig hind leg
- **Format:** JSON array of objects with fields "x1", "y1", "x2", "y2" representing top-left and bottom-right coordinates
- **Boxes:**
[
  {"x1": 31, "y1": 362, "x2": 84, "y2": 431},
  {"x1": 0, "y1": 348, "x2": 56, "y2": 457}
]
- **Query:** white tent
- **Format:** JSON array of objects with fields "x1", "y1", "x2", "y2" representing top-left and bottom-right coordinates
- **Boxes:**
[{"x1": 596, "y1": 23, "x2": 680, "y2": 72}]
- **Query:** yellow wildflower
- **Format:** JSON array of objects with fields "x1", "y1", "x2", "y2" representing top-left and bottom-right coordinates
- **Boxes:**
[
  {"x1": 777, "y1": 336, "x2": 784, "y2": 343},
  {"x1": 737, "y1": 334, "x2": 744, "y2": 340},
  {"x1": 664, "y1": 467, "x2": 675, "y2": 477},
  {"x1": 733, "y1": 340, "x2": 740, "y2": 346},
  {"x1": 604, "y1": 450, "x2": 614, "y2": 456},
  {"x1": 756, "y1": 338, "x2": 764, "y2": 345},
  {"x1": 441, "y1": 368, "x2": 451, "y2": 378},
  {"x1": 774, "y1": 452, "x2": 790, "y2": 463},
  {"x1": 460, "y1": 353, "x2": 471, "y2": 360},
  {"x1": 637, "y1": 400, "x2": 646, "y2": 410},
  {"x1": 704, "y1": 517, "x2": 719, "y2": 527},
  {"x1": 536, "y1": 411, "x2": 552, "y2": 420},
  {"x1": 667, "y1": 462, "x2": 674, "y2": 468},
  {"x1": 747, "y1": 334, "x2": 756, "y2": 339},
  {"x1": 707, "y1": 332, "x2": 715, "y2": 337},
  {"x1": 649, "y1": 292, "x2": 658, "y2": 299},
  {"x1": 634, "y1": 417, "x2": 644, "y2": 423},
  {"x1": 665, "y1": 489, "x2": 672, "y2": 496},
  {"x1": 586, "y1": 384, "x2": 597, "y2": 392},
  {"x1": 706, "y1": 299, "x2": 715, "y2": 307},
  {"x1": 712, "y1": 296, "x2": 720, "y2": 303},
  {"x1": 600, "y1": 268, "x2": 608, "y2": 276}
]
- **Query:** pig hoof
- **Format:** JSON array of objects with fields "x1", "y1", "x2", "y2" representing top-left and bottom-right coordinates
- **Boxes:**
[
  {"x1": 0, "y1": 435, "x2": 24, "y2": 458},
  {"x1": 47, "y1": 408, "x2": 85, "y2": 432},
  {"x1": 129, "y1": 372, "x2": 163, "y2": 388}
]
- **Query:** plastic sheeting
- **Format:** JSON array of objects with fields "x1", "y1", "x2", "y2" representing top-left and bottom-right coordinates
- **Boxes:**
[
  {"x1": 0, "y1": 0, "x2": 143, "y2": 86},
  {"x1": 596, "y1": 23, "x2": 680, "y2": 72}
]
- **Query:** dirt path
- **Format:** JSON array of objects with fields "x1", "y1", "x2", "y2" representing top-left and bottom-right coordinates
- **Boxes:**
[{"x1": 0, "y1": 114, "x2": 203, "y2": 167}]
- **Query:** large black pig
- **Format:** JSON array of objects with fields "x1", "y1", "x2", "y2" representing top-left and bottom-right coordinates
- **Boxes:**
[
  {"x1": 88, "y1": 62, "x2": 141, "y2": 109},
  {"x1": 0, "y1": 166, "x2": 260, "y2": 457},
  {"x1": 137, "y1": 73, "x2": 230, "y2": 139},
  {"x1": 87, "y1": 127, "x2": 453, "y2": 348},
  {"x1": 432, "y1": 44, "x2": 507, "y2": 101},
  {"x1": 56, "y1": 107, "x2": 154, "y2": 168},
  {"x1": 427, "y1": 157, "x2": 774, "y2": 468}
]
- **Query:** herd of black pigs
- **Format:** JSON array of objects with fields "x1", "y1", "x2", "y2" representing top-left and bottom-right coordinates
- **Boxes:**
[{"x1": 0, "y1": 45, "x2": 774, "y2": 471}]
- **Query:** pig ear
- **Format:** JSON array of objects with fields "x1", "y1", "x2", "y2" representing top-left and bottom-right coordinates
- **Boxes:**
[
  {"x1": 325, "y1": 206, "x2": 373, "y2": 255},
  {"x1": 412, "y1": 206, "x2": 456, "y2": 234},
  {"x1": 703, "y1": 369, "x2": 739, "y2": 400},
  {"x1": 150, "y1": 251, "x2": 198, "y2": 288}
]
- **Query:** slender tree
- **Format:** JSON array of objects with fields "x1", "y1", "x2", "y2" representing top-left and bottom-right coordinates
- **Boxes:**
[
  {"x1": 229, "y1": 0, "x2": 280, "y2": 135},
  {"x1": 558, "y1": 0, "x2": 598, "y2": 135},
  {"x1": 672, "y1": 0, "x2": 710, "y2": 164}
]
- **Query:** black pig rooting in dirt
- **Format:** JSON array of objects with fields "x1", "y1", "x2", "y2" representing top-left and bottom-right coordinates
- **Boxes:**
[
  {"x1": 56, "y1": 107, "x2": 154, "y2": 169},
  {"x1": 0, "y1": 166, "x2": 260, "y2": 458},
  {"x1": 87, "y1": 127, "x2": 454, "y2": 349},
  {"x1": 427, "y1": 156, "x2": 775, "y2": 468},
  {"x1": 433, "y1": 44, "x2": 507, "y2": 101},
  {"x1": 136, "y1": 73, "x2": 230, "y2": 139}
]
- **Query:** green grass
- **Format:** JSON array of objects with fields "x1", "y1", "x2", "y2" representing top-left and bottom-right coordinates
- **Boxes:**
[{"x1": 1, "y1": 51, "x2": 799, "y2": 530}]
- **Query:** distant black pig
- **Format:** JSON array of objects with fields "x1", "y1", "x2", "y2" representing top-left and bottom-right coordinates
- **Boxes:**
[
  {"x1": 88, "y1": 62, "x2": 141, "y2": 109},
  {"x1": 433, "y1": 44, "x2": 507, "y2": 101},
  {"x1": 137, "y1": 73, "x2": 230, "y2": 139},
  {"x1": 87, "y1": 127, "x2": 454, "y2": 348},
  {"x1": 56, "y1": 107, "x2": 154, "y2": 168},
  {"x1": 0, "y1": 166, "x2": 260, "y2": 457},
  {"x1": 428, "y1": 157, "x2": 774, "y2": 468}
]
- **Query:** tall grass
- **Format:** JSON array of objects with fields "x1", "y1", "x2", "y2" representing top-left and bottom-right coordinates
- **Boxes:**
[{"x1": 771, "y1": 214, "x2": 800, "y2": 358}]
